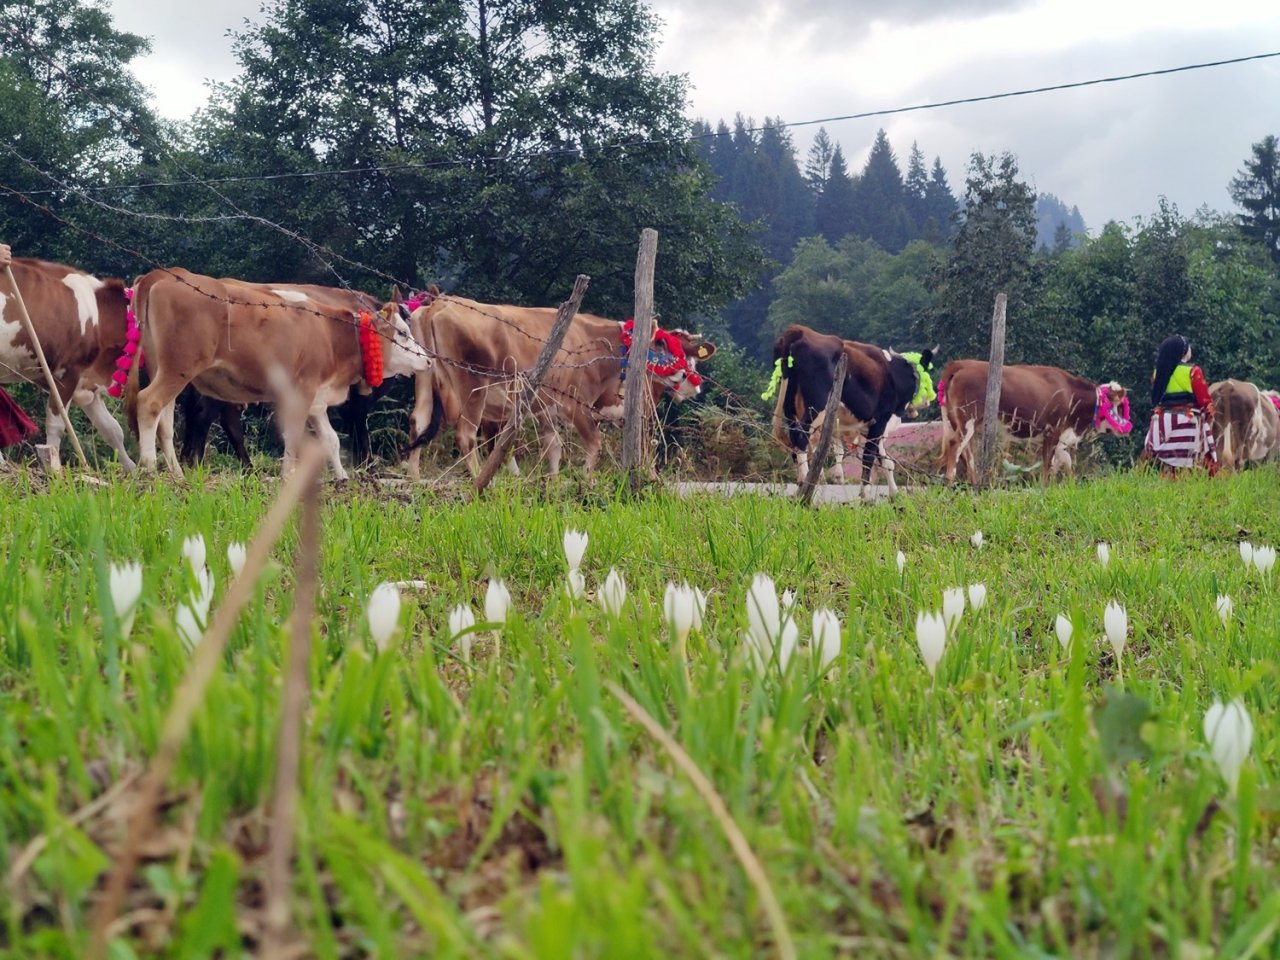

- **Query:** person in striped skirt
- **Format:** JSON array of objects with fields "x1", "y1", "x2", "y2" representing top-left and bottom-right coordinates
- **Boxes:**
[{"x1": 1142, "y1": 334, "x2": 1220, "y2": 476}]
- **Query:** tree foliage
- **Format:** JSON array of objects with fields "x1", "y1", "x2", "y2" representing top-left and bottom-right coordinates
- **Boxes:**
[{"x1": 1229, "y1": 134, "x2": 1280, "y2": 264}]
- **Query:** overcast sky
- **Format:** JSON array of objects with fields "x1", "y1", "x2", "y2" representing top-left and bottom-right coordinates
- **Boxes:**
[{"x1": 109, "y1": 0, "x2": 1280, "y2": 232}]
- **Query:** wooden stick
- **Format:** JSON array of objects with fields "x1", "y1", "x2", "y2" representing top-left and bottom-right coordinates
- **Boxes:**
[
  {"x1": 473, "y1": 275, "x2": 590, "y2": 492},
  {"x1": 263, "y1": 444, "x2": 322, "y2": 956},
  {"x1": 622, "y1": 228, "x2": 658, "y2": 488},
  {"x1": 2, "y1": 264, "x2": 90, "y2": 469},
  {"x1": 88, "y1": 441, "x2": 327, "y2": 960},
  {"x1": 798, "y1": 351, "x2": 848, "y2": 506},
  {"x1": 607, "y1": 682, "x2": 796, "y2": 960},
  {"x1": 977, "y1": 292, "x2": 1008, "y2": 488}
]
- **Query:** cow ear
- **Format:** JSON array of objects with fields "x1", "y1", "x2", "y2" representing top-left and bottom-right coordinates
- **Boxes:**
[
  {"x1": 692, "y1": 342, "x2": 716, "y2": 360},
  {"x1": 390, "y1": 285, "x2": 404, "y2": 304}
]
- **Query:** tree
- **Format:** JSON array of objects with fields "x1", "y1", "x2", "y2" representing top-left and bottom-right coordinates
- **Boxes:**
[
  {"x1": 904, "y1": 142, "x2": 929, "y2": 234},
  {"x1": 815, "y1": 143, "x2": 858, "y2": 244},
  {"x1": 804, "y1": 127, "x2": 835, "y2": 197},
  {"x1": 922, "y1": 157, "x2": 958, "y2": 243},
  {"x1": 190, "y1": 0, "x2": 762, "y2": 318},
  {"x1": 854, "y1": 129, "x2": 914, "y2": 252},
  {"x1": 923, "y1": 152, "x2": 1037, "y2": 360},
  {"x1": 0, "y1": 0, "x2": 158, "y2": 264},
  {"x1": 1229, "y1": 134, "x2": 1280, "y2": 264}
]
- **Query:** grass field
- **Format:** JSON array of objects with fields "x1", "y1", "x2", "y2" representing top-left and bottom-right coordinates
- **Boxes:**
[{"x1": 1, "y1": 465, "x2": 1277, "y2": 958}]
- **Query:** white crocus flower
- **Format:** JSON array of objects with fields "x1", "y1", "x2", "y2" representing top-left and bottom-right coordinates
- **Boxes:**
[
  {"x1": 1215, "y1": 594, "x2": 1233, "y2": 627},
  {"x1": 1253, "y1": 545, "x2": 1276, "y2": 575},
  {"x1": 176, "y1": 567, "x2": 215, "y2": 652},
  {"x1": 781, "y1": 588, "x2": 797, "y2": 617},
  {"x1": 449, "y1": 603, "x2": 478, "y2": 662},
  {"x1": 1239, "y1": 541, "x2": 1254, "y2": 568},
  {"x1": 1054, "y1": 614, "x2": 1073, "y2": 650},
  {"x1": 226, "y1": 542, "x2": 247, "y2": 578},
  {"x1": 1096, "y1": 542, "x2": 1110, "y2": 568},
  {"x1": 970, "y1": 531, "x2": 984, "y2": 548},
  {"x1": 915, "y1": 611, "x2": 946, "y2": 678},
  {"x1": 941, "y1": 587, "x2": 965, "y2": 634},
  {"x1": 565, "y1": 568, "x2": 585, "y2": 600},
  {"x1": 108, "y1": 561, "x2": 143, "y2": 639},
  {"x1": 1203, "y1": 698, "x2": 1253, "y2": 796},
  {"x1": 366, "y1": 582, "x2": 401, "y2": 652},
  {"x1": 181, "y1": 533, "x2": 207, "y2": 575},
  {"x1": 664, "y1": 582, "x2": 697, "y2": 644},
  {"x1": 811, "y1": 608, "x2": 842, "y2": 673},
  {"x1": 896, "y1": 550, "x2": 906, "y2": 574},
  {"x1": 745, "y1": 573, "x2": 798, "y2": 672},
  {"x1": 485, "y1": 578, "x2": 511, "y2": 625},
  {"x1": 967, "y1": 583, "x2": 987, "y2": 611},
  {"x1": 563, "y1": 529, "x2": 588, "y2": 572},
  {"x1": 1103, "y1": 601, "x2": 1127, "y2": 660},
  {"x1": 597, "y1": 568, "x2": 627, "y2": 616},
  {"x1": 691, "y1": 587, "x2": 707, "y2": 632}
]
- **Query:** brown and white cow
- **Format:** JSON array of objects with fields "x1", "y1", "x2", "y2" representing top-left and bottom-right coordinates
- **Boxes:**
[
  {"x1": 0, "y1": 257, "x2": 137, "y2": 469},
  {"x1": 1209, "y1": 379, "x2": 1280, "y2": 471},
  {"x1": 769, "y1": 324, "x2": 928, "y2": 498},
  {"x1": 125, "y1": 268, "x2": 427, "y2": 479},
  {"x1": 937, "y1": 360, "x2": 1131, "y2": 484},
  {"x1": 404, "y1": 294, "x2": 714, "y2": 479}
]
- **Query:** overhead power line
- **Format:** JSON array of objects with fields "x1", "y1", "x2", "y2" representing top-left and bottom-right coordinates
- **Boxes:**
[{"x1": 12, "y1": 48, "x2": 1280, "y2": 196}]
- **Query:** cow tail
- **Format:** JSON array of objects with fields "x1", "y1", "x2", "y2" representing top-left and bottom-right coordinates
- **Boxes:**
[{"x1": 404, "y1": 391, "x2": 444, "y2": 453}]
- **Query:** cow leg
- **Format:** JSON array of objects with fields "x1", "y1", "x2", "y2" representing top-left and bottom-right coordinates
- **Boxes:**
[
  {"x1": 455, "y1": 416, "x2": 484, "y2": 477},
  {"x1": 178, "y1": 389, "x2": 214, "y2": 465},
  {"x1": 158, "y1": 403, "x2": 182, "y2": 477},
  {"x1": 135, "y1": 371, "x2": 188, "y2": 478},
  {"x1": 308, "y1": 404, "x2": 347, "y2": 481},
  {"x1": 74, "y1": 387, "x2": 137, "y2": 472}
]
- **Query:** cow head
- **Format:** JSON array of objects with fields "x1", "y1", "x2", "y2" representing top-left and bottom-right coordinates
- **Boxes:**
[
  {"x1": 623, "y1": 321, "x2": 714, "y2": 401},
  {"x1": 1093, "y1": 381, "x2": 1133, "y2": 435},
  {"x1": 376, "y1": 302, "x2": 431, "y2": 376}
]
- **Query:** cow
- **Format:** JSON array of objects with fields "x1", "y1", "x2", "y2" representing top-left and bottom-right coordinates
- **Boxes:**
[
  {"x1": 124, "y1": 268, "x2": 428, "y2": 479},
  {"x1": 1209, "y1": 379, "x2": 1280, "y2": 471},
  {"x1": 172, "y1": 282, "x2": 395, "y2": 468},
  {"x1": 937, "y1": 360, "x2": 1131, "y2": 485},
  {"x1": 403, "y1": 294, "x2": 715, "y2": 480},
  {"x1": 769, "y1": 324, "x2": 929, "y2": 499},
  {"x1": 0, "y1": 257, "x2": 137, "y2": 469}
]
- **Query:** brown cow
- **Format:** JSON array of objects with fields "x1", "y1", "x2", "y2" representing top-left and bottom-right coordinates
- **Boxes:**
[
  {"x1": 1209, "y1": 379, "x2": 1280, "y2": 471},
  {"x1": 404, "y1": 295, "x2": 714, "y2": 479},
  {"x1": 770, "y1": 324, "x2": 929, "y2": 498},
  {"x1": 0, "y1": 257, "x2": 136, "y2": 469},
  {"x1": 125, "y1": 268, "x2": 427, "y2": 479},
  {"x1": 937, "y1": 360, "x2": 1131, "y2": 484}
]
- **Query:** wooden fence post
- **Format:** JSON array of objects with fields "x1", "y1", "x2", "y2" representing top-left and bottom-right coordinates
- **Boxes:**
[
  {"x1": 977, "y1": 292, "x2": 1008, "y2": 488},
  {"x1": 473, "y1": 274, "x2": 590, "y2": 493},
  {"x1": 798, "y1": 351, "x2": 847, "y2": 506},
  {"x1": 3, "y1": 265, "x2": 90, "y2": 470},
  {"x1": 622, "y1": 228, "x2": 658, "y2": 488}
]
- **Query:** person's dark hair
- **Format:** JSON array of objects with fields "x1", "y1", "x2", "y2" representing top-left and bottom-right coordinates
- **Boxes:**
[{"x1": 1151, "y1": 334, "x2": 1190, "y2": 407}]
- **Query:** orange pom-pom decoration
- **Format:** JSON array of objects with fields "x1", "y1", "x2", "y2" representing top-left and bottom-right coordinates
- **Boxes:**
[{"x1": 358, "y1": 311, "x2": 385, "y2": 388}]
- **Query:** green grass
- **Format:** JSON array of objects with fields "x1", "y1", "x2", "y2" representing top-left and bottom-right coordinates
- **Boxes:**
[{"x1": 1, "y1": 466, "x2": 1277, "y2": 958}]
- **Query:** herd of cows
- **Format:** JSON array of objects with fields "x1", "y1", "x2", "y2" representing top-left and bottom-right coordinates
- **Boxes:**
[{"x1": 3, "y1": 254, "x2": 1279, "y2": 487}]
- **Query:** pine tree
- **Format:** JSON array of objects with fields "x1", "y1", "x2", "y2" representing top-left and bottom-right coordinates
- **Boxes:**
[
  {"x1": 815, "y1": 143, "x2": 858, "y2": 244},
  {"x1": 922, "y1": 157, "x2": 958, "y2": 243},
  {"x1": 904, "y1": 142, "x2": 930, "y2": 234},
  {"x1": 804, "y1": 127, "x2": 835, "y2": 197},
  {"x1": 855, "y1": 129, "x2": 913, "y2": 252},
  {"x1": 1229, "y1": 134, "x2": 1280, "y2": 263}
]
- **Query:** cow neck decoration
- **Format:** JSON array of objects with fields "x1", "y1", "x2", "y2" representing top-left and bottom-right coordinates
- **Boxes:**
[
  {"x1": 1093, "y1": 383, "x2": 1132, "y2": 434},
  {"x1": 1268, "y1": 393, "x2": 1280, "y2": 415},
  {"x1": 619, "y1": 318, "x2": 702, "y2": 389},
  {"x1": 900, "y1": 352, "x2": 935, "y2": 407},
  {"x1": 357, "y1": 311, "x2": 385, "y2": 388},
  {"x1": 760, "y1": 355, "x2": 794, "y2": 401},
  {"x1": 107, "y1": 286, "x2": 143, "y2": 398}
]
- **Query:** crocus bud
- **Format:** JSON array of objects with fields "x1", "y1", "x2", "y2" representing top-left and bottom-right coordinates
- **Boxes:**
[
  {"x1": 366, "y1": 582, "x2": 401, "y2": 652},
  {"x1": 811, "y1": 608, "x2": 842, "y2": 673},
  {"x1": 941, "y1": 587, "x2": 965, "y2": 634},
  {"x1": 597, "y1": 568, "x2": 627, "y2": 616},
  {"x1": 449, "y1": 604, "x2": 477, "y2": 661},
  {"x1": 967, "y1": 583, "x2": 987, "y2": 610},
  {"x1": 1103, "y1": 601, "x2": 1127, "y2": 659},
  {"x1": 226, "y1": 542, "x2": 247, "y2": 577},
  {"x1": 1215, "y1": 594, "x2": 1233, "y2": 627},
  {"x1": 970, "y1": 531, "x2": 983, "y2": 548},
  {"x1": 1096, "y1": 542, "x2": 1110, "y2": 567},
  {"x1": 1054, "y1": 614, "x2": 1073, "y2": 650},
  {"x1": 108, "y1": 561, "x2": 143, "y2": 639},
  {"x1": 485, "y1": 578, "x2": 511, "y2": 625},
  {"x1": 181, "y1": 533, "x2": 207, "y2": 574},
  {"x1": 1203, "y1": 698, "x2": 1253, "y2": 796},
  {"x1": 565, "y1": 568, "x2": 585, "y2": 600},
  {"x1": 664, "y1": 581, "x2": 697, "y2": 643},
  {"x1": 563, "y1": 529, "x2": 588, "y2": 572},
  {"x1": 915, "y1": 611, "x2": 946, "y2": 678}
]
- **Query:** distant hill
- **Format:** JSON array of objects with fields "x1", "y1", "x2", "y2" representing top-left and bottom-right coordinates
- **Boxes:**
[{"x1": 1036, "y1": 193, "x2": 1087, "y2": 250}]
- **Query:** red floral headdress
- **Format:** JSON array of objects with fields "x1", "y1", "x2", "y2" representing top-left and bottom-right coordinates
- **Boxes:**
[{"x1": 620, "y1": 319, "x2": 702, "y2": 388}]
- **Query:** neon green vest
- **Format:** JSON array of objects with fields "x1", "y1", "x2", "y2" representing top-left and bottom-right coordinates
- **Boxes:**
[{"x1": 1157, "y1": 363, "x2": 1194, "y2": 405}]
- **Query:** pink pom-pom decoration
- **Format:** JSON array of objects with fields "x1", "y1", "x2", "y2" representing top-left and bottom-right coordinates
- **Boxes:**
[
  {"x1": 111, "y1": 369, "x2": 129, "y2": 385},
  {"x1": 107, "y1": 384, "x2": 122, "y2": 398},
  {"x1": 123, "y1": 340, "x2": 138, "y2": 356},
  {"x1": 116, "y1": 355, "x2": 133, "y2": 371},
  {"x1": 127, "y1": 327, "x2": 141, "y2": 343},
  {"x1": 124, "y1": 287, "x2": 134, "y2": 301}
]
